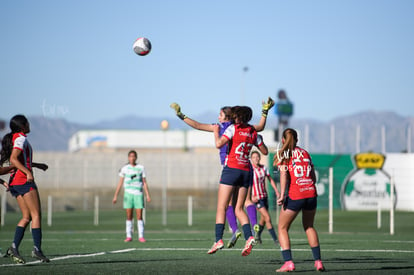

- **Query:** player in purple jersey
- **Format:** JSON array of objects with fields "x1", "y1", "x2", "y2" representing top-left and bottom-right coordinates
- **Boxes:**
[{"x1": 171, "y1": 98, "x2": 274, "y2": 247}]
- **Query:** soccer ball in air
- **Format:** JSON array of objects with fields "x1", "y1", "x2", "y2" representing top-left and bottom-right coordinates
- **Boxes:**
[{"x1": 133, "y1": 37, "x2": 152, "y2": 56}]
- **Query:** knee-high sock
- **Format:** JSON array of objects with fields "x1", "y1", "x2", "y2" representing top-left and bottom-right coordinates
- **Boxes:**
[
  {"x1": 268, "y1": 227, "x2": 278, "y2": 242},
  {"x1": 126, "y1": 220, "x2": 133, "y2": 238},
  {"x1": 226, "y1": 205, "x2": 238, "y2": 233},
  {"x1": 246, "y1": 204, "x2": 257, "y2": 226},
  {"x1": 258, "y1": 224, "x2": 264, "y2": 237},
  {"x1": 215, "y1": 223, "x2": 225, "y2": 242},
  {"x1": 31, "y1": 228, "x2": 42, "y2": 251},
  {"x1": 282, "y1": 249, "x2": 293, "y2": 261},
  {"x1": 311, "y1": 246, "x2": 321, "y2": 260},
  {"x1": 138, "y1": 220, "x2": 144, "y2": 238},
  {"x1": 241, "y1": 223, "x2": 252, "y2": 240},
  {"x1": 13, "y1": 226, "x2": 26, "y2": 249}
]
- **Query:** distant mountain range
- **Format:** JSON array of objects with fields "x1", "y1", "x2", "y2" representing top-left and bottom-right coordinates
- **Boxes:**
[{"x1": 1, "y1": 111, "x2": 413, "y2": 153}]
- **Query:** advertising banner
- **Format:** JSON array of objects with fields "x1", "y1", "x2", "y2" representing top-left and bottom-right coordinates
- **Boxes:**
[{"x1": 268, "y1": 152, "x2": 414, "y2": 211}]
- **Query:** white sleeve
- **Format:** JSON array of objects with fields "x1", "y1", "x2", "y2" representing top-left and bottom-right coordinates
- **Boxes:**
[
  {"x1": 13, "y1": 136, "x2": 26, "y2": 150},
  {"x1": 141, "y1": 166, "x2": 146, "y2": 178},
  {"x1": 222, "y1": 124, "x2": 235, "y2": 140},
  {"x1": 255, "y1": 134, "x2": 264, "y2": 147},
  {"x1": 119, "y1": 165, "x2": 127, "y2": 177}
]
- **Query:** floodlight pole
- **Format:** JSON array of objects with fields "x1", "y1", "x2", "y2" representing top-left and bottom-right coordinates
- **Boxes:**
[
  {"x1": 240, "y1": 67, "x2": 248, "y2": 105},
  {"x1": 161, "y1": 120, "x2": 169, "y2": 226},
  {"x1": 390, "y1": 172, "x2": 395, "y2": 235},
  {"x1": 328, "y1": 167, "x2": 333, "y2": 234}
]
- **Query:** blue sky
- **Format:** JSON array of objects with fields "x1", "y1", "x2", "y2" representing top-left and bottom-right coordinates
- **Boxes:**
[{"x1": 1, "y1": 0, "x2": 413, "y2": 124}]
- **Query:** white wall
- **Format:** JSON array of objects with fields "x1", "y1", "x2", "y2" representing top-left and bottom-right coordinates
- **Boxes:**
[
  {"x1": 68, "y1": 129, "x2": 279, "y2": 152},
  {"x1": 383, "y1": 153, "x2": 414, "y2": 211}
]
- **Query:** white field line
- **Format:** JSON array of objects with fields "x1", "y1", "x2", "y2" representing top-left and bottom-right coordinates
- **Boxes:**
[
  {"x1": 1, "y1": 247, "x2": 413, "y2": 267},
  {"x1": 39, "y1": 238, "x2": 414, "y2": 244}
]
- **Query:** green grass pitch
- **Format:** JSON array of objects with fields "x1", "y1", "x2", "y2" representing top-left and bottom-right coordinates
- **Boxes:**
[{"x1": 1, "y1": 209, "x2": 414, "y2": 274}]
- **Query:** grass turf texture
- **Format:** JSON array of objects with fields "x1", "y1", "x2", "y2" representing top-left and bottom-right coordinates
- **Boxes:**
[{"x1": 1, "y1": 209, "x2": 413, "y2": 274}]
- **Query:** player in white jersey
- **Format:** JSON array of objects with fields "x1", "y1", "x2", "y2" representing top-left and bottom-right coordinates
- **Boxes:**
[{"x1": 113, "y1": 150, "x2": 151, "y2": 243}]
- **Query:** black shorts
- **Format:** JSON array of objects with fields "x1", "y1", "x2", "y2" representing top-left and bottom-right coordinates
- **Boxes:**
[
  {"x1": 9, "y1": 182, "x2": 38, "y2": 197},
  {"x1": 284, "y1": 196, "x2": 317, "y2": 212},
  {"x1": 256, "y1": 198, "x2": 269, "y2": 210},
  {"x1": 220, "y1": 166, "x2": 252, "y2": 188}
]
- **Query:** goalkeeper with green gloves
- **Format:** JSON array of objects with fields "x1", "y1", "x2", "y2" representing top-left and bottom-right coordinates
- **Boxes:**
[{"x1": 170, "y1": 98, "x2": 274, "y2": 250}]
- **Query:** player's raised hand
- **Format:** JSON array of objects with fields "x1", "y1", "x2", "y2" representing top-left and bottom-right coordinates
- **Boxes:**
[
  {"x1": 262, "y1": 97, "x2": 275, "y2": 117},
  {"x1": 170, "y1": 102, "x2": 187, "y2": 120},
  {"x1": 170, "y1": 102, "x2": 181, "y2": 114}
]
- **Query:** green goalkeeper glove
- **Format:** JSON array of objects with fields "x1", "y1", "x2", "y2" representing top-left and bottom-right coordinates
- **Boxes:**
[
  {"x1": 262, "y1": 97, "x2": 275, "y2": 117},
  {"x1": 170, "y1": 102, "x2": 187, "y2": 120}
]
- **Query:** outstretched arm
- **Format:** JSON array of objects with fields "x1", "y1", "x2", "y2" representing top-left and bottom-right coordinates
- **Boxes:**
[
  {"x1": 0, "y1": 164, "x2": 15, "y2": 175},
  {"x1": 170, "y1": 103, "x2": 214, "y2": 132},
  {"x1": 0, "y1": 178, "x2": 9, "y2": 191},
  {"x1": 253, "y1": 97, "x2": 275, "y2": 132},
  {"x1": 32, "y1": 162, "x2": 48, "y2": 171}
]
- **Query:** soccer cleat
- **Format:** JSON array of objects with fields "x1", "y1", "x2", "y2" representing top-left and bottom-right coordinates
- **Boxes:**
[
  {"x1": 253, "y1": 224, "x2": 260, "y2": 242},
  {"x1": 315, "y1": 260, "x2": 326, "y2": 272},
  {"x1": 227, "y1": 230, "x2": 242, "y2": 248},
  {"x1": 255, "y1": 236, "x2": 262, "y2": 244},
  {"x1": 32, "y1": 249, "x2": 50, "y2": 263},
  {"x1": 124, "y1": 237, "x2": 132, "y2": 242},
  {"x1": 276, "y1": 261, "x2": 295, "y2": 272},
  {"x1": 241, "y1": 236, "x2": 255, "y2": 256},
  {"x1": 207, "y1": 239, "x2": 224, "y2": 254},
  {"x1": 138, "y1": 237, "x2": 146, "y2": 243},
  {"x1": 6, "y1": 246, "x2": 25, "y2": 264}
]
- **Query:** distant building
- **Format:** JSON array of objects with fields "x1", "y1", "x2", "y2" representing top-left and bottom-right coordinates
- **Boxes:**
[{"x1": 68, "y1": 129, "x2": 279, "y2": 152}]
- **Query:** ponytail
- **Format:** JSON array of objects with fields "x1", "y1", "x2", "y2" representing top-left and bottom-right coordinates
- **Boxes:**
[
  {"x1": 0, "y1": 114, "x2": 29, "y2": 166},
  {"x1": 0, "y1": 132, "x2": 13, "y2": 165},
  {"x1": 273, "y1": 128, "x2": 298, "y2": 166}
]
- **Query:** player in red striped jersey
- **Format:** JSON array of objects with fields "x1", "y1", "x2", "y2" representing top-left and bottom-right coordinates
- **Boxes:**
[
  {"x1": 0, "y1": 115, "x2": 50, "y2": 263},
  {"x1": 250, "y1": 150, "x2": 279, "y2": 245},
  {"x1": 207, "y1": 106, "x2": 268, "y2": 257},
  {"x1": 274, "y1": 128, "x2": 325, "y2": 272}
]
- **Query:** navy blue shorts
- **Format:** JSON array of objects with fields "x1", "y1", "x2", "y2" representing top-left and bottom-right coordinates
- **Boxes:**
[
  {"x1": 284, "y1": 196, "x2": 317, "y2": 212},
  {"x1": 220, "y1": 166, "x2": 252, "y2": 188},
  {"x1": 9, "y1": 182, "x2": 38, "y2": 197},
  {"x1": 256, "y1": 198, "x2": 269, "y2": 210}
]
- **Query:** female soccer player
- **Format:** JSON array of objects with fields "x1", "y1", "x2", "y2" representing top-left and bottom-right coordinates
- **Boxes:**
[
  {"x1": 207, "y1": 106, "x2": 269, "y2": 257},
  {"x1": 113, "y1": 150, "x2": 151, "y2": 243},
  {"x1": 274, "y1": 128, "x2": 325, "y2": 272},
  {"x1": 0, "y1": 114, "x2": 50, "y2": 263},
  {"x1": 170, "y1": 98, "x2": 274, "y2": 248},
  {"x1": 250, "y1": 150, "x2": 280, "y2": 245}
]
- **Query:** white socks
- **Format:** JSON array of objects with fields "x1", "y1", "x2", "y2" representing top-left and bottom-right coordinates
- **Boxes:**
[
  {"x1": 126, "y1": 220, "x2": 133, "y2": 238},
  {"x1": 126, "y1": 219, "x2": 144, "y2": 239},
  {"x1": 138, "y1": 220, "x2": 144, "y2": 238}
]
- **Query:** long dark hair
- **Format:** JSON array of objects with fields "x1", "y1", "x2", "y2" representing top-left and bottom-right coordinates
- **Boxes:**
[
  {"x1": 0, "y1": 115, "x2": 28, "y2": 165},
  {"x1": 231, "y1": 106, "x2": 253, "y2": 124}
]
